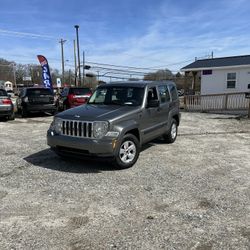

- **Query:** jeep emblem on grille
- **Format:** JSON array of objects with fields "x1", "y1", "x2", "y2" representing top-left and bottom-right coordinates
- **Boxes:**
[{"x1": 74, "y1": 115, "x2": 80, "y2": 118}]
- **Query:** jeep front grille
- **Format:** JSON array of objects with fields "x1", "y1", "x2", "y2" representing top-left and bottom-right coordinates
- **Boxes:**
[{"x1": 62, "y1": 120, "x2": 93, "y2": 138}]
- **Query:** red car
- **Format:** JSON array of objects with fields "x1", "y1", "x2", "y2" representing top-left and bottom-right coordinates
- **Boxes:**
[{"x1": 57, "y1": 87, "x2": 92, "y2": 110}]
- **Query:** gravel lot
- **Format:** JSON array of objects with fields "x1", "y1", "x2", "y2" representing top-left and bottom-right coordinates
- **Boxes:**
[{"x1": 0, "y1": 112, "x2": 250, "y2": 250}]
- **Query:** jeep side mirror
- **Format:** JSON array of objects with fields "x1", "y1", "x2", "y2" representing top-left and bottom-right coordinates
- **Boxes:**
[{"x1": 147, "y1": 99, "x2": 160, "y2": 108}]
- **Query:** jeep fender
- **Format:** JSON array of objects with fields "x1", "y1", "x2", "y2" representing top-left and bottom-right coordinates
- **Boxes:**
[{"x1": 113, "y1": 120, "x2": 141, "y2": 144}]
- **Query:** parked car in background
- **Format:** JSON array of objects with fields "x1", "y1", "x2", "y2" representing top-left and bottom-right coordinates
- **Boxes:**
[
  {"x1": 16, "y1": 87, "x2": 56, "y2": 117},
  {"x1": 6, "y1": 90, "x2": 15, "y2": 98},
  {"x1": 57, "y1": 87, "x2": 92, "y2": 111},
  {"x1": 0, "y1": 88, "x2": 15, "y2": 120},
  {"x1": 6, "y1": 89, "x2": 18, "y2": 112}
]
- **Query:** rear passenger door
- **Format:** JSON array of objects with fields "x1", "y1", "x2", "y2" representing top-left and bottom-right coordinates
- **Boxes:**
[
  {"x1": 168, "y1": 84, "x2": 179, "y2": 110},
  {"x1": 158, "y1": 84, "x2": 171, "y2": 127},
  {"x1": 140, "y1": 86, "x2": 163, "y2": 142}
]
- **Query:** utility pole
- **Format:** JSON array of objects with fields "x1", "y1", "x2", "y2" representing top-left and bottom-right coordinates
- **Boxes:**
[
  {"x1": 74, "y1": 25, "x2": 81, "y2": 86},
  {"x1": 12, "y1": 63, "x2": 17, "y2": 92},
  {"x1": 59, "y1": 38, "x2": 66, "y2": 85},
  {"x1": 69, "y1": 69, "x2": 72, "y2": 86},
  {"x1": 73, "y1": 40, "x2": 77, "y2": 86},
  {"x1": 82, "y1": 51, "x2": 85, "y2": 86}
]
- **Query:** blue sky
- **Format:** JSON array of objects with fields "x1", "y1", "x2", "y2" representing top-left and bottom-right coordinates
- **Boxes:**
[{"x1": 0, "y1": 0, "x2": 250, "y2": 75}]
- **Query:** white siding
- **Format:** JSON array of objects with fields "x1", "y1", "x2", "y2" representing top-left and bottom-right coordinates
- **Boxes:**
[{"x1": 201, "y1": 67, "x2": 250, "y2": 95}]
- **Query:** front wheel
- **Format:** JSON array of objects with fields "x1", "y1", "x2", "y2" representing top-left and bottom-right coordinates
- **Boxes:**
[
  {"x1": 8, "y1": 111, "x2": 15, "y2": 120},
  {"x1": 163, "y1": 119, "x2": 178, "y2": 143},
  {"x1": 113, "y1": 134, "x2": 140, "y2": 169}
]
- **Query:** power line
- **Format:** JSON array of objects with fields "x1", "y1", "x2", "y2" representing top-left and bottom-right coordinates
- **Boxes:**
[
  {"x1": 0, "y1": 28, "x2": 57, "y2": 40},
  {"x1": 88, "y1": 66, "x2": 148, "y2": 75},
  {"x1": 1, "y1": 52, "x2": 192, "y2": 75},
  {"x1": 149, "y1": 59, "x2": 194, "y2": 69},
  {"x1": 85, "y1": 59, "x2": 193, "y2": 72},
  {"x1": 85, "y1": 61, "x2": 163, "y2": 71}
]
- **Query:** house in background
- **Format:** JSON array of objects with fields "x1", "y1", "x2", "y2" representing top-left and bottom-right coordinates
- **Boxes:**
[{"x1": 181, "y1": 55, "x2": 250, "y2": 95}]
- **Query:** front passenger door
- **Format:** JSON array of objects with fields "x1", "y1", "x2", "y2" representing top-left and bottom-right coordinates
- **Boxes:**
[{"x1": 140, "y1": 86, "x2": 162, "y2": 142}]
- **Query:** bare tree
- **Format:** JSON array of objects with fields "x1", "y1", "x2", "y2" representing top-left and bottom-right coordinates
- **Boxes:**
[
  {"x1": 0, "y1": 58, "x2": 15, "y2": 82},
  {"x1": 144, "y1": 69, "x2": 173, "y2": 81}
]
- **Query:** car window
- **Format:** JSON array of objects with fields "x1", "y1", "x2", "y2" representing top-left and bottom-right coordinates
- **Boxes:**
[
  {"x1": 61, "y1": 88, "x2": 68, "y2": 96},
  {"x1": 26, "y1": 88, "x2": 53, "y2": 96},
  {"x1": 0, "y1": 89, "x2": 7, "y2": 96},
  {"x1": 147, "y1": 87, "x2": 158, "y2": 103},
  {"x1": 158, "y1": 85, "x2": 170, "y2": 103},
  {"x1": 169, "y1": 85, "x2": 178, "y2": 101},
  {"x1": 19, "y1": 89, "x2": 25, "y2": 97},
  {"x1": 69, "y1": 88, "x2": 91, "y2": 95}
]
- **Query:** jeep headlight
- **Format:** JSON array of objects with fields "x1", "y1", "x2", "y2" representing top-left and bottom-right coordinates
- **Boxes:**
[
  {"x1": 53, "y1": 117, "x2": 63, "y2": 134},
  {"x1": 93, "y1": 121, "x2": 109, "y2": 139}
]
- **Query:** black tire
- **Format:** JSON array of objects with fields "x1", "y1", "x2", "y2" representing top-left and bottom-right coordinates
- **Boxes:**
[
  {"x1": 8, "y1": 111, "x2": 15, "y2": 120},
  {"x1": 113, "y1": 133, "x2": 140, "y2": 169},
  {"x1": 21, "y1": 107, "x2": 28, "y2": 118},
  {"x1": 50, "y1": 110, "x2": 57, "y2": 116},
  {"x1": 163, "y1": 119, "x2": 178, "y2": 143}
]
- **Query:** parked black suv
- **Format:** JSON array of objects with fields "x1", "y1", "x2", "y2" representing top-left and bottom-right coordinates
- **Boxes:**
[
  {"x1": 47, "y1": 81, "x2": 180, "y2": 168},
  {"x1": 17, "y1": 87, "x2": 56, "y2": 117}
]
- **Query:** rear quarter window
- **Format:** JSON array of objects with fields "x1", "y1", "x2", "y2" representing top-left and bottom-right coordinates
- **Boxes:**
[{"x1": 158, "y1": 85, "x2": 170, "y2": 103}]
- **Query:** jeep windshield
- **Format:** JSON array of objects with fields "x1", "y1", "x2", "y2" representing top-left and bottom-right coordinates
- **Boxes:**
[{"x1": 88, "y1": 86, "x2": 144, "y2": 106}]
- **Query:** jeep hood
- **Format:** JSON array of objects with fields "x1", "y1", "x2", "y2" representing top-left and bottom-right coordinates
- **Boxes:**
[{"x1": 57, "y1": 104, "x2": 140, "y2": 121}]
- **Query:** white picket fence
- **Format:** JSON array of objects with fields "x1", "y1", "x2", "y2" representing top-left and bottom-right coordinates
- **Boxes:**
[{"x1": 184, "y1": 92, "x2": 249, "y2": 111}]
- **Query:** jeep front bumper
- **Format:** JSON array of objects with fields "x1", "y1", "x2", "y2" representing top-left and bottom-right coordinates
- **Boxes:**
[{"x1": 47, "y1": 130, "x2": 117, "y2": 158}]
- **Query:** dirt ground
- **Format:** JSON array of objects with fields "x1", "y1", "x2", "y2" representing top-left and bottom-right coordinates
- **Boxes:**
[{"x1": 0, "y1": 112, "x2": 249, "y2": 250}]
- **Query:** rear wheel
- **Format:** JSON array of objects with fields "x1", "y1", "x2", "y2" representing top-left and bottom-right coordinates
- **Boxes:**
[
  {"x1": 21, "y1": 107, "x2": 28, "y2": 118},
  {"x1": 8, "y1": 111, "x2": 15, "y2": 120},
  {"x1": 163, "y1": 119, "x2": 178, "y2": 143},
  {"x1": 113, "y1": 133, "x2": 140, "y2": 169}
]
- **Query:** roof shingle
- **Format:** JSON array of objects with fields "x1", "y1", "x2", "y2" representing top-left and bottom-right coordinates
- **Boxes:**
[{"x1": 181, "y1": 55, "x2": 250, "y2": 70}]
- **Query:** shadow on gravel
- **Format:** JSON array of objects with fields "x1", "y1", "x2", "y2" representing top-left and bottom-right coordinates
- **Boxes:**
[
  {"x1": 24, "y1": 148, "x2": 119, "y2": 174},
  {"x1": 209, "y1": 115, "x2": 247, "y2": 120},
  {"x1": 24, "y1": 143, "x2": 157, "y2": 174},
  {"x1": 0, "y1": 118, "x2": 8, "y2": 122}
]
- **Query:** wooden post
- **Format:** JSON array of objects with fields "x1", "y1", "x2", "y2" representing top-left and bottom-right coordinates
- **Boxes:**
[
  {"x1": 192, "y1": 71, "x2": 197, "y2": 94},
  {"x1": 224, "y1": 94, "x2": 228, "y2": 110},
  {"x1": 184, "y1": 71, "x2": 189, "y2": 94},
  {"x1": 184, "y1": 95, "x2": 187, "y2": 110}
]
